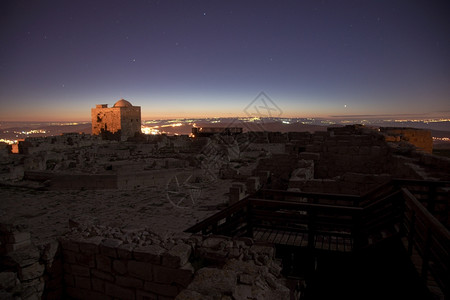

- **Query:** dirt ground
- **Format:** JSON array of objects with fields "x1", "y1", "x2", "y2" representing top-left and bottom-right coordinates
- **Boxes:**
[{"x1": 0, "y1": 178, "x2": 233, "y2": 246}]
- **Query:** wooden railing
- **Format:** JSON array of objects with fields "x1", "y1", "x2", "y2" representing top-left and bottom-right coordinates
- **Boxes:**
[
  {"x1": 248, "y1": 198, "x2": 362, "y2": 249},
  {"x1": 402, "y1": 188, "x2": 450, "y2": 298},
  {"x1": 394, "y1": 179, "x2": 450, "y2": 227},
  {"x1": 185, "y1": 179, "x2": 450, "y2": 298},
  {"x1": 186, "y1": 195, "x2": 251, "y2": 236},
  {"x1": 259, "y1": 189, "x2": 361, "y2": 206}
]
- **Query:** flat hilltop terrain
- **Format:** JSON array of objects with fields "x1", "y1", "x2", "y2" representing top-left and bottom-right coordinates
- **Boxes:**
[{"x1": 0, "y1": 178, "x2": 233, "y2": 245}]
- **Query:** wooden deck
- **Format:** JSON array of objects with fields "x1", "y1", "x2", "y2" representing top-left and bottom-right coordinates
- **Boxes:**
[
  {"x1": 253, "y1": 228, "x2": 353, "y2": 252},
  {"x1": 185, "y1": 179, "x2": 450, "y2": 299}
]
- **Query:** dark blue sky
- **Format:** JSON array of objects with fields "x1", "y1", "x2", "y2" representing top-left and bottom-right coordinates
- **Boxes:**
[{"x1": 1, "y1": 0, "x2": 449, "y2": 121}]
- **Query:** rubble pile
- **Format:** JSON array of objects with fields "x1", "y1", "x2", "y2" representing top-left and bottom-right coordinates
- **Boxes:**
[
  {"x1": 60, "y1": 222, "x2": 292, "y2": 300},
  {"x1": 178, "y1": 235, "x2": 291, "y2": 300}
]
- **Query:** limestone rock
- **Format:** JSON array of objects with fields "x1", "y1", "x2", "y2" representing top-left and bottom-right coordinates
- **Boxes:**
[
  {"x1": 41, "y1": 240, "x2": 60, "y2": 262},
  {"x1": 19, "y1": 262, "x2": 45, "y2": 281},
  {"x1": 186, "y1": 267, "x2": 237, "y2": 296},
  {"x1": 175, "y1": 289, "x2": 213, "y2": 300},
  {"x1": 6, "y1": 245, "x2": 40, "y2": 267},
  {"x1": 162, "y1": 242, "x2": 192, "y2": 268},
  {"x1": 0, "y1": 272, "x2": 19, "y2": 290}
]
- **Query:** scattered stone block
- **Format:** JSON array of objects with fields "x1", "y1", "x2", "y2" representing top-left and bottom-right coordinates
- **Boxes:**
[
  {"x1": 99, "y1": 238, "x2": 123, "y2": 258},
  {"x1": 186, "y1": 268, "x2": 237, "y2": 295},
  {"x1": 19, "y1": 262, "x2": 45, "y2": 281},
  {"x1": 133, "y1": 244, "x2": 164, "y2": 264},
  {"x1": 153, "y1": 263, "x2": 194, "y2": 287},
  {"x1": 246, "y1": 176, "x2": 260, "y2": 194},
  {"x1": 175, "y1": 290, "x2": 209, "y2": 300},
  {"x1": 60, "y1": 237, "x2": 80, "y2": 252},
  {"x1": 162, "y1": 243, "x2": 191, "y2": 268},
  {"x1": 223, "y1": 259, "x2": 261, "y2": 276},
  {"x1": 249, "y1": 244, "x2": 274, "y2": 259},
  {"x1": 6, "y1": 245, "x2": 40, "y2": 267},
  {"x1": 238, "y1": 273, "x2": 254, "y2": 285},
  {"x1": 201, "y1": 236, "x2": 230, "y2": 249},
  {"x1": 233, "y1": 284, "x2": 253, "y2": 299},
  {"x1": 42, "y1": 240, "x2": 60, "y2": 262},
  {"x1": 79, "y1": 236, "x2": 103, "y2": 254},
  {"x1": 117, "y1": 243, "x2": 135, "y2": 259},
  {"x1": 5, "y1": 231, "x2": 30, "y2": 244},
  {"x1": 0, "y1": 272, "x2": 18, "y2": 290},
  {"x1": 234, "y1": 237, "x2": 253, "y2": 247},
  {"x1": 5, "y1": 239, "x2": 31, "y2": 253}
]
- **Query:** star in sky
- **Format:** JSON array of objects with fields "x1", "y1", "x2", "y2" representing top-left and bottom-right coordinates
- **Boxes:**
[{"x1": 0, "y1": 0, "x2": 448, "y2": 121}]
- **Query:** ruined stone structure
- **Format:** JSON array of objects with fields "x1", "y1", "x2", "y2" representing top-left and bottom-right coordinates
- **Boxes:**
[
  {"x1": 1, "y1": 124, "x2": 449, "y2": 299},
  {"x1": 381, "y1": 127, "x2": 433, "y2": 153},
  {"x1": 91, "y1": 99, "x2": 141, "y2": 141},
  {"x1": 192, "y1": 127, "x2": 243, "y2": 137}
]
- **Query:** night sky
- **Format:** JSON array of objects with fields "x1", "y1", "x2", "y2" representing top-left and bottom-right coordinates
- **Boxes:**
[{"x1": 1, "y1": 0, "x2": 449, "y2": 121}]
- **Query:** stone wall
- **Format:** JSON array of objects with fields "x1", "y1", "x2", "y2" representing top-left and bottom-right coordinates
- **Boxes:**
[
  {"x1": 289, "y1": 173, "x2": 392, "y2": 195},
  {"x1": 0, "y1": 221, "x2": 291, "y2": 300},
  {"x1": 247, "y1": 143, "x2": 285, "y2": 154},
  {"x1": 60, "y1": 224, "x2": 194, "y2": 300},
  {"x1": 255, "y1": 154, "x2": 303, "y2": 189},
  {"x1": 91, "y1": 104, "x2": 141, "y2": 141},
  {"x1": 24, "y1": 171, "x2": 119, "y2": 190},
  {"x1": 117, "y1": 169, "x2": 184, "y2": 190},
  {"x1": 58, "y1": 225, "x2": 290, "y2": 300},
  {"x1": 381, "y1": 127, "x2": 433, "y2": 153},
  {"x1": 17, "y1": 134, "x2": 102, "y2": 155},
  {"x1": 314, "y1": 133, "x2": 391, "y2": 178},
  {"x1": 0, "y1": 224, "x2": 63, "y2": 300},
  {"x1": 119, "y1": 107, "x2": 142, "y2": 142},
  {"x1": 23, "y1": 168, "x2": 188, "y2": 190}
]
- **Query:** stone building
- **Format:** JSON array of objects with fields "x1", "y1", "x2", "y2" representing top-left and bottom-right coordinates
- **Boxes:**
[
  {"x1": 380, "y1": 127, "x2": 433, "y2": 153},
  {"x1": 91, "y1": 99, "x2": 141, "y2": 141}
]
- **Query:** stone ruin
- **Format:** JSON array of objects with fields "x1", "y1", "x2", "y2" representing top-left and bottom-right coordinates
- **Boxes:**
[
  {"x1": 0, "y1": 221, "x2": 291, "y2": 300},
  {"x1": 0, "y1": 124, "x2": 448, "y2": 299}
]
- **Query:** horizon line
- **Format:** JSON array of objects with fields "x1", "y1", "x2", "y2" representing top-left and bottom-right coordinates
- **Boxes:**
[{"x1": 2, "y1": 115, "x2": 450, "y2": 123}]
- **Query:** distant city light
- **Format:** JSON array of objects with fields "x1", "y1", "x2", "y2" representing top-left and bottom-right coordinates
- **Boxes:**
[
  {"x1": 160, "y1": 123, "x2": 183, "y2": 128},
  {"x1": 433, "y1": 137, "x2": 450, "y2": 142},
  {"x1": 0, "y1": 138, "x2": 16, "y2": 145},
  {"x1": 13, "y1": 129, "x2": 47, "y2": 135},
  {"x1": 141, "y1": 126, "x2": 160, "y2": 135}
]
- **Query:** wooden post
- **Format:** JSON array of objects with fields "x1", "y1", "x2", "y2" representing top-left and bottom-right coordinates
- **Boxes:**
[
  {"x1": 421, "y1": 227, "x2": 432, "y2": 281},
  {"x1": 246, "y1": 202, "x2": 253, "y2": 238},
  {"x1": 407, "y1": 211, "x2": 415, "y2": 256},
  {"x1": 352, "y1": 210, "x2": 364, "y2": 251},
  {"x1": 308, "y1": 207, "x2": 316, "y2": 251},
  {"x1": 427, "y1": 184, "x2": 437, "y2": 215}
]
